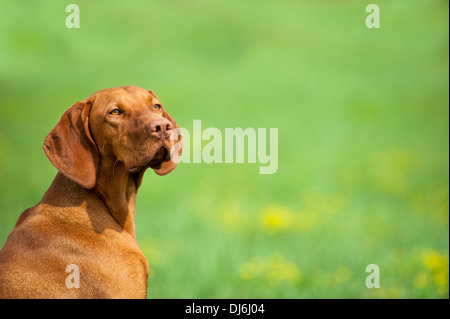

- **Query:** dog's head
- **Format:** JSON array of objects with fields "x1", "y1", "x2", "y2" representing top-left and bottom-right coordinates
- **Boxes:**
[{"x1": 43, "y1": 86, "x2": 183, "y2": 189}]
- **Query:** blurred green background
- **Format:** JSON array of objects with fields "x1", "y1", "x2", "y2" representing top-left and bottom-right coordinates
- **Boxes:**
[{"x1": 0, "y1": 0, "x2": 448, "y2": 298}]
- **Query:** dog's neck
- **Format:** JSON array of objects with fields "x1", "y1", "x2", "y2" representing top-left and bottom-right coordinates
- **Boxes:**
[{"x1": 93, "y1": 159, "x2": 145, "y2": 236}]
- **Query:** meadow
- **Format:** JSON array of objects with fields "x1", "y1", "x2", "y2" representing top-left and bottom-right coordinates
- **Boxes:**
[{"x1": 0, "y1": 0, "x2": 448, "y2": 298}]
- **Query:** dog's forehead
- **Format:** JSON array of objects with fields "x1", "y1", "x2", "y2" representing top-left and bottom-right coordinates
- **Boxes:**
[{"x1": 91, "y1": 86, "x2": 157, "y2": 106}]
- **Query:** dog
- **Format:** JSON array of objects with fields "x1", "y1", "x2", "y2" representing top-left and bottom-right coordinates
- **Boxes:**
[{"x1": 0, "y1": 86, "x2": 183, "y2": 298}]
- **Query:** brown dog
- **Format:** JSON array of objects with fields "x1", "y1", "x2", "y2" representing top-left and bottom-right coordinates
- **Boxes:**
[{"x1": 0, "y1": 86, "x2": 183, "y2": 298}]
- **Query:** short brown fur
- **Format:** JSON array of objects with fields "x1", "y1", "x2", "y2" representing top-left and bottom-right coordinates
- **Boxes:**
[{"x1": 0, "y1": 86, "x2": 182, "y2": 298}]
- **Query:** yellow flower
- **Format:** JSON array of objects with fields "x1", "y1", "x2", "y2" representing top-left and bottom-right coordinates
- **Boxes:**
[
  {"x1": 258, "y1": 193, "x2": 347, "y2": 235},
  {"x1": 260, "y1": 205, "x2": 293, "y2": 234},
  {"x1": 265, "y1": 255, "x2": 301, "y2": 286},
  {"x1": 422, "y1": 250, "x2": 449, "y2": 295},
  {"x1": 433, "y1": 271, "x2": 448, "y2": 287},
  {"x1": 424, "y1": 251, "x2": 447, "y2": 274}
]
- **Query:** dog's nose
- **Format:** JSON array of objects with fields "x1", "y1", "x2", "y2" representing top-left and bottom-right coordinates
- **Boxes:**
[{"x1": 149, "y1": 118, "x2": 172, "y2": 140}]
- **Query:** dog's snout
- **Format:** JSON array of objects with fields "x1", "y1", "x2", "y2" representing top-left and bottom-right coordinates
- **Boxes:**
[{"x1": 149, "y1": 118, "x2": 172, "y2": 139}]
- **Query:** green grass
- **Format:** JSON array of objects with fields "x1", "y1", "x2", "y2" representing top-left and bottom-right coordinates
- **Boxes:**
[{"x1": 0, "y1": 0, "x2": 448, "y2": 298}]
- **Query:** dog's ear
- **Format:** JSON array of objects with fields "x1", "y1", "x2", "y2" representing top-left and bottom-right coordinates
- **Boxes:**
[
  {"x1": 154, "y1": 109, "x2": 183, "y2": 176},
  {"x1": 43, "y1": 98, "x2": 99, "y2": 189}
]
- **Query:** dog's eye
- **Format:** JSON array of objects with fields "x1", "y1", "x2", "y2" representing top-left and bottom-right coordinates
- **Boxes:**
[
  {"x1": 153, "y1": 104, "x2": 161, "y2": 111},
  {"x1": 110, "y1": 109, "x2": 123, "y2": 115}
]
